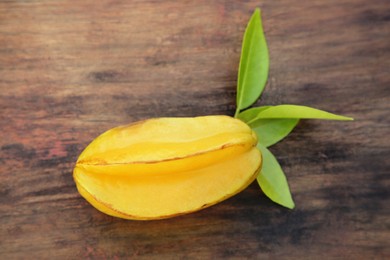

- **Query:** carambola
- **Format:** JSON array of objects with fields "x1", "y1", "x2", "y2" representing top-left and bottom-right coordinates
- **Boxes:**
[{"x1": 74, "y1": 116, "x2": 263, "y2": 220}]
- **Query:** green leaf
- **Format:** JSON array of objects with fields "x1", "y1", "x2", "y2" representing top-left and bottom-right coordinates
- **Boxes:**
[
  {"x1": 245, "y1": 105, "x2": 353, "y2": 125},
  {"x1": 235, "y1": 8, "x2": 269, "y2": 116},
  {"x1": 252, "y1": 119, "x2": 299, "y2": 147},
  {"x1": 257, "y1": 144, "x2": 295, "y2": 209},
  {"x1": 238, "y1": 107, "x2": 299, "y2": 147}
]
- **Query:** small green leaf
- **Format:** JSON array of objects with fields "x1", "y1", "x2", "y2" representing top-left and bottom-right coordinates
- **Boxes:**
[
  {"x1": 245, "y1": 105, "x2": 353, "y2": 125},
  {"x1": 252, "y1": 119, "x2": 299, "y2": 147},
  {"x1": 235, "y1": 8, "x2": 269, "y2": 116},
  {"x1": 257, "y1": 144, "x2": 295, "y2": 209},
  {"x1": 238, "y1": 107, "x2": 298, "y2": 147}
]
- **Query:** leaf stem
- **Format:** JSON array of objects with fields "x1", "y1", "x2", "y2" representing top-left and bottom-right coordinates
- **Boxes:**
[{"x1": 234, "y1": 108, "x2": 240, "y2": 118}]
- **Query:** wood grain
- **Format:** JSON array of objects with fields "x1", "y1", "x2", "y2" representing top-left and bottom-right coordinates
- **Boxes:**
[{"x1": 0, "y1": 0, "x2": 389, "y2": 258}]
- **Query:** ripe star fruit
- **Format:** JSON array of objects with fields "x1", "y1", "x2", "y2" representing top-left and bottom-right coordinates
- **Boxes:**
[{"x1": 73, "y1": 115, "x2": 262, "y2": 220}]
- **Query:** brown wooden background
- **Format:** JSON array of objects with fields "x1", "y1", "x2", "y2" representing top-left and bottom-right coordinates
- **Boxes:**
[{"x1": 1, "y1": 0, "x2": 389, "y2": 259}]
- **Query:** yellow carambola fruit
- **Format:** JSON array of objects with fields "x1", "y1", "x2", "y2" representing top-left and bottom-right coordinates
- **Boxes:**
[{"x1": 74, "y1": 115, "x2": 262, "y2": 220}]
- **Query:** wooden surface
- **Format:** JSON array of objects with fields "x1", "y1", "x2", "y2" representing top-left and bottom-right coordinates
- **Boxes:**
[{"x1": 1, "y1": 0, "x2": 389, "y2": 259}]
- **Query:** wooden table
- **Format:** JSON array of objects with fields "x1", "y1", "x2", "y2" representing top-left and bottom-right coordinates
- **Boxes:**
[{"x1": 1, "y1": 0, "x2": 389, "y2": 258}]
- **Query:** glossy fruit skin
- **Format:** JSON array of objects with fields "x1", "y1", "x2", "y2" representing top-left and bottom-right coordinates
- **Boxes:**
[{"x1": 74, "y1": 116, "x2": 262, "y2": 220}]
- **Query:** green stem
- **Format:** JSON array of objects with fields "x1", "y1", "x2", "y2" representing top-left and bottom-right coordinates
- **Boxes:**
[{"x1": 234, "y1": 108, "x2": 240, "y2": 118}]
